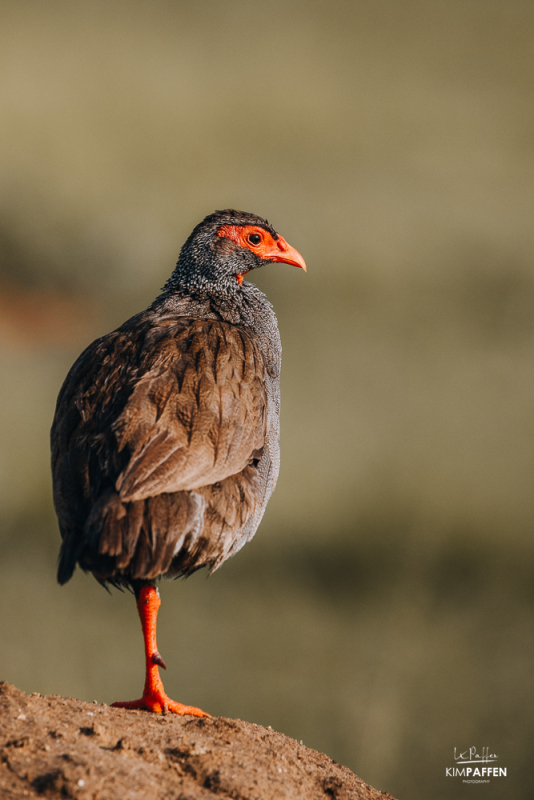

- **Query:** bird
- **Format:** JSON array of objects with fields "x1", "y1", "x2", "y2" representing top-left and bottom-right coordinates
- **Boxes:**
[{"x1": 51, "y1": 209, "x2": 306, "y2": 717}]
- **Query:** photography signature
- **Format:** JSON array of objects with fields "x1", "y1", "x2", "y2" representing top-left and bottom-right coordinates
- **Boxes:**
[{"x1": 454, "y1": 747, "x2": 498, "y2": 764}]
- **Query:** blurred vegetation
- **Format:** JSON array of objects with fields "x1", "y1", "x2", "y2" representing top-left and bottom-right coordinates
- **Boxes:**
[{"x1": 1, "y1": 1, "x2": 533, "y2": 798}]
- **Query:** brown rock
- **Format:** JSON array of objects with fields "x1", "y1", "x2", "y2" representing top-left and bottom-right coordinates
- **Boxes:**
[{"x1": 0, "y1": 682, "x2": 396, "y2": 799}]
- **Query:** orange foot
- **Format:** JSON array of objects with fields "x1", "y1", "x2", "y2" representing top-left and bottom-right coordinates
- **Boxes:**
[{"x1": 112, "y1": 691, "x2": 209, "y2": 717}]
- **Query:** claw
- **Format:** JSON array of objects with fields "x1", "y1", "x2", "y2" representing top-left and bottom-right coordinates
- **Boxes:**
[{"x1": 152, "y1": 651, "x2": 166, "y2": 669}]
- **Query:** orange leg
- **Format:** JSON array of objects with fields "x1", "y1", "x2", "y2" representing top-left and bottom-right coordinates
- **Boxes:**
[{"x1": 111, "y1": 585, "x2": 209, "y2": 717}]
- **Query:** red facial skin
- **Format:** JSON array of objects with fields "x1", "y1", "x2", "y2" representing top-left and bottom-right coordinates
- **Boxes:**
[{"x1": 217, "y1": 224, "x2": 307, "y2": 284}]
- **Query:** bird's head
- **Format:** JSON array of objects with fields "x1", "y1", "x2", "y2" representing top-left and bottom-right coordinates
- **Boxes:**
[{"x1": 165, "y1": 209, "x2": 306, "y2": 294}]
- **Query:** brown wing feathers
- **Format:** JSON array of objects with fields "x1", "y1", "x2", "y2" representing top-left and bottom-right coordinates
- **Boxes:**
[
  {"x1": 53, "y1": 317, "x2": 267, "y2": 585},
  {"x1": 114, "y1": 321, "x2": 265, "y2": 499}
]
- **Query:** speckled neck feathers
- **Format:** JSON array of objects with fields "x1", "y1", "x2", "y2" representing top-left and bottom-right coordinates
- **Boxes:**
[{"x1": 163, "y1": 209, "x2": 278, "y2": 297}]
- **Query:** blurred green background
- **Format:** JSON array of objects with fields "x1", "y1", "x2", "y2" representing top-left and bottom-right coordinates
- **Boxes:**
[{"x1": 1, "y1": 1, "x2": 533, "y2": 797}]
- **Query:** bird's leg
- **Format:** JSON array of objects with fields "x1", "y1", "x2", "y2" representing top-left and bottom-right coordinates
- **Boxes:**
[{"x1": 111, "y1": 585, "x2": 209, "y2": 717}]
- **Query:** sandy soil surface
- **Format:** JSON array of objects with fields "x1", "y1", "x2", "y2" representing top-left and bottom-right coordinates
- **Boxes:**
[{"x1": 0, "y1": 682, "x2": 396, "y2": 799}]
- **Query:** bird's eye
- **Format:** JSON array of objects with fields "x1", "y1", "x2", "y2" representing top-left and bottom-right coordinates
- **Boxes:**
[{"x1": 248, "y1": 233, "x2": 261, "y2": 246}]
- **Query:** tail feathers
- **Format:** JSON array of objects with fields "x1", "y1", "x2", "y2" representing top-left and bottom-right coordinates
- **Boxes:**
[{"x1": 57, "y1": 535, "x2": 83, "y2": 585}]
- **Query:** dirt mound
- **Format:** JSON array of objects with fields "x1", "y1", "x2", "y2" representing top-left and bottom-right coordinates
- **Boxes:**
[{"x1": 0, "y1": 682, "x2": 396, "y2": 799}]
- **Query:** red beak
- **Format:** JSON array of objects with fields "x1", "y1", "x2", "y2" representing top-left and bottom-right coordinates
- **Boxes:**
[{"x1": 263, "y1": 236, "x2": 307, "y2": 272}]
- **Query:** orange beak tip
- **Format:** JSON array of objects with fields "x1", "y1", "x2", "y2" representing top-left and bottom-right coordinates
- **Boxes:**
[{"x1": 276, "y1": 246, "x2": 307, "y2": 273}]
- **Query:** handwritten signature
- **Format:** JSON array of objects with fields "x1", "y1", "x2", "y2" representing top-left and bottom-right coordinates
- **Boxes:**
[{"x1": 454, "y1": 747, "x2": 498, "y2": 764}]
